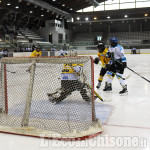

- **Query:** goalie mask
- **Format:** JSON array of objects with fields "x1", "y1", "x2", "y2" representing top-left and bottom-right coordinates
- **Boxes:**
[
  {"x1": 69, "y1": 49, "x2": 77, "y2": 56},
  {"x1": 97, "y1": 42, "x2": 105, "y2": 53}
]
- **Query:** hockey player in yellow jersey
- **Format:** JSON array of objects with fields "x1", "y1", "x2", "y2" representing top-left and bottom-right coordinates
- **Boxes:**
[
  {"x1": 30, "y1": 47, "x2": 42, "y2": 57},
  {"x1": 26, "y1": 47, "x2": 42, "y2": 73},
  {"x1": 47, "y1": 49, "x2": 91, "y2": 104},
  {"x1": 94, "y1": 42, "x2": 114, "y2": 89}
]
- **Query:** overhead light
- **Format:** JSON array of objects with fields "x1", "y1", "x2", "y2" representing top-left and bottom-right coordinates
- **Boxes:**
[
  {"x1": 145, "y1": 13, "x2": 148, "y2": 17},
  {"x1": 7, "y1": 3, "x2": 11, "y2": 5},
  {"x1": 124, "y1": 15, "x2": 128, "y2": 18},
  {"x1": 15, "y1": 6, "x2": 19, "y2": 9},
  {"x1": 41, "y1": 15, "x2": 44, "y2": 17},
  {"x1": 47, "y1": 10, "x2": 50, "y2": 12},
  {"x1": 94, "y1": 17, "x2": 97, "y2": 20},
  {"x1": 107, "y1": 16, "x2": 110, "y2": 19},
  {"x1": 77, "y1": 17, "x2": 80, "y2": 20},
  {"x1": 56, "y1": 15, "x2": 58, "y2": 18},
  {"x1": 85, "y1": 17, "x2": 89, "y2": 21},
  {"x1": 71, "y1": 18, "x2": 74, "y2": 22},
  {"x1": 70, "y1": 8, "x2": 73, "y2": 10},
  {"x1": 30, "y1": 11, "x2": 33, "y2": 13},
  {"x1": 52, "y1": 0, "x2": 56, "y2": 1},
  {"x1": 18, "y1": 0, "x2": 22, "y2": 2},
  {"x1": 62, "y1": 4, "x2": 65, "y2": 7}
]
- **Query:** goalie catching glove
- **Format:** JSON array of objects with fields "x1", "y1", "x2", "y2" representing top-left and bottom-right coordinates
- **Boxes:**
[{"x1": 94, "y1": 57, "x2": 99, "y2": 64}]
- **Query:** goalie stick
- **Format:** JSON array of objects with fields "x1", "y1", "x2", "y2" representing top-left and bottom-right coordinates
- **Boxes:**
[
  {"x1": 6, "y1": 70, "x2": 16, "y2": 73},
  {"x1": 85, "y1": 83, "x2": 104, "y2": 102}
]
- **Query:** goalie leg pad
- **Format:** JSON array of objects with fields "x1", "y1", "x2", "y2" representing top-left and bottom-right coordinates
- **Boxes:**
[
  {"x1": 80, "y1": 89, "x2": 91, "y2": 102},
  {"x1": 47, "y1": 88, "x2": 72, "y2": 104}
]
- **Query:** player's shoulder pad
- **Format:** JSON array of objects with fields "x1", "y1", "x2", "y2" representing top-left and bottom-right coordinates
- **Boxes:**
[
  {"x1": 103, "y1": 48, "x2": 108, "y2": 54},
  {"x1": 117, "y1": 44, "x2": 123, "y2": 50}
]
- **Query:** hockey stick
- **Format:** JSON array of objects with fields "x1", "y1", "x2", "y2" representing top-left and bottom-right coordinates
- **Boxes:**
[
  {"x1": 98, "y1": 63, "x2": 130, "y2": 80},
  {"x1": 6, "y1": 70, "x2": 16, "y2": 73},
  {"x1": 94, "y1": 90, "x2": 104, "y2": 102},
  {"x1": 126, "y1": 66, "x2": 150, "y2": 83}
]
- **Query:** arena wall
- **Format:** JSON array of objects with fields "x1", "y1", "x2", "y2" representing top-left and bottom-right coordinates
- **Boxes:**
[{"x1": 8, "y1": 49, "x2": 150, "y2": 57}]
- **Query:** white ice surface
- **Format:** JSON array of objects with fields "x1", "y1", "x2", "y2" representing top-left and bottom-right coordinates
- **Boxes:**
[{"x1": 0, "y1": 54, "x2": 150, "y2": 150}]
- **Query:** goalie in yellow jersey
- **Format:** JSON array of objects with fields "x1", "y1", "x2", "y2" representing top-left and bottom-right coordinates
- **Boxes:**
[
  {"x1": 47, "y1": 49, "x2": 91, "y2": 104},
  {"x1": 94, "y1": 42, "x2": 114, "y2": 89},
  {"x1": 26, "y1": 47, "x2": 42, "y2": 72}
]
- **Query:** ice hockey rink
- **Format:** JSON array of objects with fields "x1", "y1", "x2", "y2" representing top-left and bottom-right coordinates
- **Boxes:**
[{"x1": 0, "y1": 54, "x2": 150, "y2": 150}]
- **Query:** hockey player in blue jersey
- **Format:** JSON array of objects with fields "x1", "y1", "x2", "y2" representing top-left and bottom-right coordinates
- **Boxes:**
[{"x1": 103, "y1": 37, "x2": 128, "y2": 94}]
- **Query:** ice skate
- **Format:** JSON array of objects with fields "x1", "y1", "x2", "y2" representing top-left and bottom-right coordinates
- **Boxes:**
[
  {"x1": 47, "y1": 93, "x2": 57, "y2": 103},
  {"x1": 119, "y1": 85, "x2": 128, "y2": 94},
  {"x1": 103, "y1": 82, "x2": 112, "y2": 91},
  {"x1": 47, "y1": 91, "x2": 59, "y2": 103},
  {"x1": 96, "y1": 82, "x2": 101, "y2": 89}
]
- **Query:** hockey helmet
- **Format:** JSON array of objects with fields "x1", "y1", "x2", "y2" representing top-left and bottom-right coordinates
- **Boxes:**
[
  {"x1": 110, "y1": 37, "x2": 118, "y2": 47},
  {"x1": 97, "y1": 42, "x2": 105, "y2": 52},
  {"x1": 36, "y1": 47, "x2": 41, "y2": 51},
  {"x1": 69, "y1": 49, "x2": 77, "y2": 56}
]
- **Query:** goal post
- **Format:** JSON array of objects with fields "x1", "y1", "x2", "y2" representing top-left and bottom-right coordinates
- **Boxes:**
[
  {"x1": 0, "y1": 56, "x2": 103, "y2": 140},
  {"x1": 21, "y1": 60, "x2": 36, "y2": 127}
]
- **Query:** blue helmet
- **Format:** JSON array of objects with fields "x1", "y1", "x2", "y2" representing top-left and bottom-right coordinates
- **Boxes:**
[{"x1": 110, "y1": 37, "x2": 118, "y2": 43}]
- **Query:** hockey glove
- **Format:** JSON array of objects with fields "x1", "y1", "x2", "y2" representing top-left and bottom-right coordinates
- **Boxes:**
[
  {"x1": 94, "y1": 57, "x2": 99, "y2": 64},
  {"x1": 105, "y1": 64, "x2": 110, "y2": 69},
  {"x1": 106, "y1": 52, "x2": 111, "y2": 58}
]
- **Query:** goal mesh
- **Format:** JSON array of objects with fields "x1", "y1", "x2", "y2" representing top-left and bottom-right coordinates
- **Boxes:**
[{"x1": 0, "y1": 56, "x2": 102, "y2": 140}]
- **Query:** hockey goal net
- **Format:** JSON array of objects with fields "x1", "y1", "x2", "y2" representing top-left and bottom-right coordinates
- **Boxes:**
[{"x1": 0, "y1": 56, "x2": 102, "y2": 140}]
